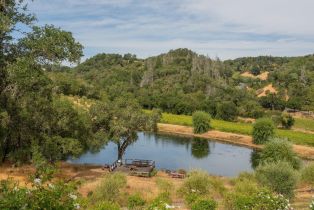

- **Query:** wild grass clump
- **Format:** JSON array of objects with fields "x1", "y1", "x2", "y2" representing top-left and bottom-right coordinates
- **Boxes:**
[
  {"x1": 301, "y1": 163, "x2": 314, "y2": 185},
  {"x1": 127, "y1": 193, "x2": 146, "y2": 210},
  {"x1": 91, "y1": 172, "x2": 127, "y2": 203}
]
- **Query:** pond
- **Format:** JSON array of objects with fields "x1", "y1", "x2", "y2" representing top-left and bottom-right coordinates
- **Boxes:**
[{"x1": 68, "y1": 132, "x2": 255, "y2": 177}]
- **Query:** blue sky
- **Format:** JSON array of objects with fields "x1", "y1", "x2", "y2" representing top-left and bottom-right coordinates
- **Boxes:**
[{"x1": 28, "y1": 0, "x2": 314, "y2": 60}]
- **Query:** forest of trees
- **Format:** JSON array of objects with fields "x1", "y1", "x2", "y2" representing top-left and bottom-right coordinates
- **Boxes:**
[
  {"x1": 0, "y1": 0, "x2": 159, "y2": 164},
  {"x1": 49, "y1": 49, "x2": 314, "y2": 122}
]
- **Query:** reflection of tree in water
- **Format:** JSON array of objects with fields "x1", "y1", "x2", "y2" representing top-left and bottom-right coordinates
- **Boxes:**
[
  {"x1": 191, "y1": 137, "x2": 210, "y2": 159},
  {"x1": 154, "y1": 133, "x2": 191, "y2": 152},
  {"x1": 250, "y1": 149, "x2": 261, "y2": 169}
]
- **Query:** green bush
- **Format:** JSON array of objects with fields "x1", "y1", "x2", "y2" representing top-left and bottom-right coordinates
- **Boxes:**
[
  {"x1": 92, "y1": 201, "x2": 120, "y2": 210},
  {"x1": 216, "y1": 101, "x2": 238, "y2": 121},
  {"x1": 252, "y1": 118, "x2": 275, "y2": 144},
  {"x1": 301, "y1": 163, "x2": 314, "y2": 185},
  {"x1": 280, "y1": 113, "x2": 295, "y2": 129},
  {"x1": 192, "y1": 111, "x2": 211, "y2": 134},
  {"x1": 255, "y1": 161, "x2": 298, "y2": 198},
  {"x1": 257, "y1": 138, "x2": 301, "y2": 169},
  {"x1": 251, "y1": 66, "x2": 261, "y2": 76},
  {"x1": 191, "y1": 199, "x2": 217, "y2": 210},
  {"x1": 92, "y1": 172, "x2": 127, "y2": 202},
  {"x1": 127, "y1": 194, "x2": 145, "y2": 210},
  {"x1": 180, "y1": 170, "x2": 212, "y2": 195}
]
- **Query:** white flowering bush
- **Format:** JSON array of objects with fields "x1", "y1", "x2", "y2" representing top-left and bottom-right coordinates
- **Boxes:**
[
  {"x1": 224, "y1": 188, "x2": 293, "y2": 210},
  {"x1": 0, "y1": 178, "x2": 81, "y2": 210},
  {"x1": 0, "y1": 153, "x2": 81, "y2": 210}
]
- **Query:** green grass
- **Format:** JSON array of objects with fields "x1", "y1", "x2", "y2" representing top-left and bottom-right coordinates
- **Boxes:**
[
  {"x1": 155, "y1": 112, "x2": 314, "y2": 147},
  {"x1": 294, "y1": 118, "x2": 314, "y2": 132}
]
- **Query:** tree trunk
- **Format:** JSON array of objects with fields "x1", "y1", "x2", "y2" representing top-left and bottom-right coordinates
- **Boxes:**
[{"x1": 1, "y1": 136, "x2": 8, "y2": 163}]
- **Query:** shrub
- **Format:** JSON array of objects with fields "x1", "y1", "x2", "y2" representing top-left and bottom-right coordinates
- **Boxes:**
[
  {"x1": 191, "y1": 199, "x2": 217, "y2": 210},
  {"x1": 251, "y1": 66, "x2": 260, "y2": 76},
  {"x1": 147, "y1": 108, "x2": 162, "y2": 132},
  {"x1": 301, "y1": 163, "x2": 314, "y2": 185},
  {"x1": 92, "y1": 172, "x2": 127, "y2": 202},
  {"x1": 216, "y1": 101, "x2": 238, "y2": 121},
  {"x1": 252, "y1": 118, "x2": 275, "y2": 144},
  {"x1": 255, "y1": 161, "x2": 298, "y2": 198},
  {"x1": 127, "y1": 194, "x2": 146, "y2": 210},
  {"x1": 180, "y1": 170, "x2": 212, "y2": 195},
  {"x1": 192, "y1": 111, "x2": 211, "y2": 134},
  {"x1": 224, "y1": 183, "x2": 293, "y2": 210},
  {"x1": 257, "y1": 138, "x2": 301, "y2": 169},
  {"x1": 93, "y1": 201, "x2": 120, "y2": 210},
  {"x1": 280, "y1": 113, "x2": 295, "y2": 129},
  {"x1": 252, "y1": 190, "x2": 293, "y2": 210}
]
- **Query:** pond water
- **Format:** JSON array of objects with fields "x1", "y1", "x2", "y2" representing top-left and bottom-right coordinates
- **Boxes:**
[{"x1": 68, "y1": 132, "x2": 255, "y2": 177}]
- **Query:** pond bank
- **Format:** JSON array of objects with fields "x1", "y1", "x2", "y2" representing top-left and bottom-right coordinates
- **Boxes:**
[{"x1": 157, "y1": 123, "x2": 314, "y2": 160}]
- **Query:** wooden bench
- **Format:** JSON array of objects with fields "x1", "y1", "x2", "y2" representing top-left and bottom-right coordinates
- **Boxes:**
[{"x1": 170, "y1": 172, "x2": 185, "y2": 179}]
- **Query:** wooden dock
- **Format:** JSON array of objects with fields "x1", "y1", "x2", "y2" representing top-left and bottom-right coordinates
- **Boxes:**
[{"x1": 109, "y1": 159, "x2": 155, "y2": 177}]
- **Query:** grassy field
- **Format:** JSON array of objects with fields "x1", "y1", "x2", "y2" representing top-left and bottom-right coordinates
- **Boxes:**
[
  {"x1": 294, "y1": 117, "x2": 314, "y2": 131},
  {"x1": 158, "y1": 112, "x2": 314, "y2": 147}
]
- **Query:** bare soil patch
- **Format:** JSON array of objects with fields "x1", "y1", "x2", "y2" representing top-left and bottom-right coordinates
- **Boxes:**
[
  {"x1": 257, "y1": 83, "x2": 278, "y2": 97},
  {"x1": 241, "y1": 71, "x2": 269, "y2": 80}
]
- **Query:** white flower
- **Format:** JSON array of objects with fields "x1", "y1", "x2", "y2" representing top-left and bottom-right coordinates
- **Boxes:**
[
  {"x1": 74, "y1": 203, "x2": 80, "y2": 209},
  {"x1": 34, "y1": 178, "x2": 41, "y2": 185},
  {"x1": 48, "y1": 183, "x2": 54, "y2": 189},
  {"x1": 13, "y1": 186, "x2": 19, "y2": 191},
  {"x1": 165, "y1": 203, "x2": 175, "y2": 209},
  {"x1": 69, "y1": 194, "x2": 78, "y2": 200}
]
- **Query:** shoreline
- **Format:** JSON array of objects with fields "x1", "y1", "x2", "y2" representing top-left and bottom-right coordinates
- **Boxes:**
[{"x1": 157, "y1": 123, "x2": 314, "y2": 160}]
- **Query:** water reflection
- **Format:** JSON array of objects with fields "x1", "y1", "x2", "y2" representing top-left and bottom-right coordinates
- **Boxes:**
[
  {"x1": 250, "y1": 149, "x2": 261, "y2": 169},
  {"x1": 191, "y1": 137, "x2": 210, "y2": 159},
  {"x1": 69, "y1": 132, "x2": 254, "y2": 177}
]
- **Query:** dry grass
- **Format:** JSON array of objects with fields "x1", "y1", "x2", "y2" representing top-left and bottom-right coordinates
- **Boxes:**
[
  {"x1": 1, "y1": 163, "x2": 313, "y2": 209},
  {"x1": 240, "y1": 71, "x2": 269, "y2": 80}
]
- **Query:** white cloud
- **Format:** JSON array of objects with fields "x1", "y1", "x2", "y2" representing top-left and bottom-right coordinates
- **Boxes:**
[{"x1": 27, "y1": 0, "x2": 314, "y2": 59}]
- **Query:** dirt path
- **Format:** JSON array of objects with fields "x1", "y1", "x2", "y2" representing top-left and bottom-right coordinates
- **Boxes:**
[{"x1": 158, "y1": 123, "x2": 314, "y2": 160}]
